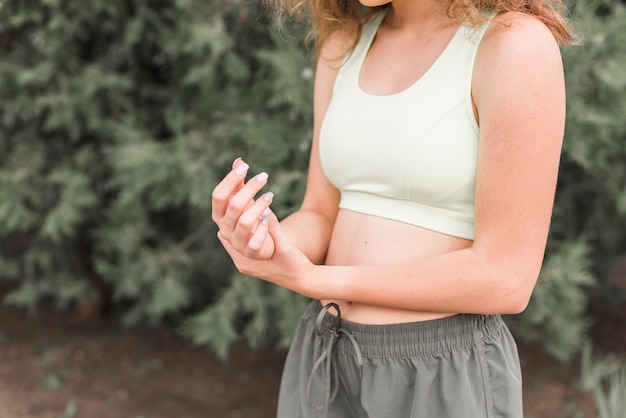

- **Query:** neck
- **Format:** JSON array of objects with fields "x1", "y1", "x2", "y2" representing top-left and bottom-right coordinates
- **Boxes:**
[{"x1": 385, "y1": 0, "x2": 451, "y2": 32}]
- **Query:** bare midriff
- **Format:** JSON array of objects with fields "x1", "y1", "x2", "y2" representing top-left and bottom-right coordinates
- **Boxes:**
[{"x1": 320, "y1": 209, "x2": 473, "y2": 324}]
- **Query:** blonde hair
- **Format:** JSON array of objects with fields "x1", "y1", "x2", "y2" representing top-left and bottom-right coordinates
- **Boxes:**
[{"x1": 268, "y1": 0, "x2": 577, "y2": 55}]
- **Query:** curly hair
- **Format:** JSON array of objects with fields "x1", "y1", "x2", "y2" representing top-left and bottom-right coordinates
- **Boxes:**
[{"x1": 268, "y1": 0, "x2": 577, "y2": 55}]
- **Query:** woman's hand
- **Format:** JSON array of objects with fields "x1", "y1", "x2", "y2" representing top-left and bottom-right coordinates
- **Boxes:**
[
  {"x1": 218, "y1": 211, "x2": 317, "y2": 295},
  {"x1": 212, "y1": 158, "x2": 317, "y2": 295},
  {"x1": 212, "y1": 157, "x2": 276, "y2": 260}
]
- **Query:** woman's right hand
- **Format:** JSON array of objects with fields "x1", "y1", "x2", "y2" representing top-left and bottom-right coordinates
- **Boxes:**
[{"x1": 211, "y1": 158, "x2": 276, "y2": 260}]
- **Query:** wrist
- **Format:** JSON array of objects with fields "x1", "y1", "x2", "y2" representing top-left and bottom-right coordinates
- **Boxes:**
[
  {"x1": 299, "y1": 265, "x2": 346, "y2": 301},
  {"x1": 297, "y1": 264, "x2": 324, "y2": 300}
]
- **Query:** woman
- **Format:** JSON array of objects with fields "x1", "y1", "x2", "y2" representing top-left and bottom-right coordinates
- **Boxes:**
[{"x1": 211, "y1": 0, "x2": 576, "y2": 414}]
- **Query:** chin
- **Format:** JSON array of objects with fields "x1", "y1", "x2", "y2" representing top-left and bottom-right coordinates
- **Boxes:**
[{"x1": 359, "y1": 0, "x2": 391, "y2": 8}]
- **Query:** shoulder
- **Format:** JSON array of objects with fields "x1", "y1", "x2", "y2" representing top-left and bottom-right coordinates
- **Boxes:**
[
  {"x1": 314, "y1": 28, "x2": 354, "y2": 101},
  {"x1": 318, "y1": 29, "x2": 353, "y2": 71},
  {"x1": 477, "y1": 12, "x2": 562, "y2": 75},
  {"x1": 317, "y1": 10, "x2": 382, "y2": 72},
  {"x1": 472, "y1": 12, "x2": 565, "y2": 118}
]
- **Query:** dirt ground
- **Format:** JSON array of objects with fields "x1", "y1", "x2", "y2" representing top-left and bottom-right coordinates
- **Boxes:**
[{"x1": 0, "y1": 292, "x2": 623, "y2": 418}]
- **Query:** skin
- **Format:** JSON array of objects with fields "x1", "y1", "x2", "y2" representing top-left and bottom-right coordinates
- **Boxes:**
[{"x1": 211, "y1": 0, "x2": 566, "y2": 324}]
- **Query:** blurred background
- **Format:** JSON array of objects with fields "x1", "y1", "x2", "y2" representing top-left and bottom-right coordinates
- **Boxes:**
[{"x1": 0, "y1": 0, "x2": 625, "y2": 416}]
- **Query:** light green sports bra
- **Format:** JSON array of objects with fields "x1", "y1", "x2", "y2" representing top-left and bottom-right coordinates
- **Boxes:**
[{"x1": 319, "y1": 10, "x2": 493, "y2": 240}]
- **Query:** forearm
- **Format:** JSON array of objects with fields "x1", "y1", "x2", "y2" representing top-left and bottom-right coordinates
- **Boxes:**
[
  {"x1": 304, "y1": 246, "x2": 540, "y2": 315},
  {"x1": 280, "y1": 209, "x2": 334, "y2": 265}
]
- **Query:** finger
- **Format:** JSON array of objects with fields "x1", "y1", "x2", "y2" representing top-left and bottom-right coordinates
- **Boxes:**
[
  {"x1": 232, "y1": 157, "x2": 243, "y2": 169},
  {"x1": 247, "y1": 208, "x2": 271, "y2": 253},
  {"x1": 232, "y1": 191, "x2": 274, "y2": 246},
  {"x1": 217, "y1": 230, "x2": 244, "y2": 264},
  {"x1": 211, "y1": 158, "x2": 250, "y2": 222},
  {"x1": 266, "y1": 210, "x2": 291, "y2": 254},
  {"x1": 221, "y1": 171, "x2": 269, "y2": 231}
]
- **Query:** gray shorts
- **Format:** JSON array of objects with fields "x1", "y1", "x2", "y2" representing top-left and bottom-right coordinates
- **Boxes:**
[{"x1": 277, "y1": 301, "x2": 523, "y2": 418}]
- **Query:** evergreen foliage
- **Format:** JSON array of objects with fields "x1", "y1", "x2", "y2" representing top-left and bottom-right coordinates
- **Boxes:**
[
  {"x1": 580, "y1": 344, "x2": 626, "y2": 418},
  {"x1": 559, "y1": 0, "x2": 626, "y2": 271},
  {"x1": 0, "y1": 0, "x2": 624, "y2": 362},
  {"x1": 0, "y1": 0, "x2": 313, "y2": 342}
]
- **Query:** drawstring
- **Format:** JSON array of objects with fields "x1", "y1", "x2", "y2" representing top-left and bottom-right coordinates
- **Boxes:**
[{"x1": 306, "y1": 303, "x2": 364, "y2": 410}]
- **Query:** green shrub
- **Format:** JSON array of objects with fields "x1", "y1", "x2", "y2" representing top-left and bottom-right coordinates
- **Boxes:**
[
  {"x1": 580, "y1": 344, "x2": 626, "y2": 418},
  {"x1": 0, "y1": 0, "x2": 312, "y2": 342}
]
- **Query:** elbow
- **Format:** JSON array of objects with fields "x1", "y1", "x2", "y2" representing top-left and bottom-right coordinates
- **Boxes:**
[
  {"x1": 493, "y1": 270, "x2": 538, "y2": 315},
  {"x1": 502, "y1": 293, "x2": 531, "y2": 315},
  {"x1": 476, "y1": 251, "x2": 540, "y2": 314},
  {"x1": 471, "y1": 242, "x2": 543, "y2": 315}
]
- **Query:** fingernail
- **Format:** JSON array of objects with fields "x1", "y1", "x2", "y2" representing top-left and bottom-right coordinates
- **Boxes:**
[
  {"x1": 262, "y1": 192, "x2": 274, "y2": 202},
  {"x1": 261, "y1": 215, "x2": 269, "y2": 225},
  {"x1": 235, "y1": 163, "x2": 249, "y2": 177},
  {"x1": 232, "y1": 157, "x2": 242, "y2": 169},
  {"x1": 261, "y1": 207, "x2": 271, "y2": 217},
  {"x1": 256, "y1": 172, "x2": 269, "y2": 183}
]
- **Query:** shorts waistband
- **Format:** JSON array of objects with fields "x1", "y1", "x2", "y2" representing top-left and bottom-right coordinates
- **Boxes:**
[{"x1": 311, "y1": 301, "x2": 504, "y2": 358}]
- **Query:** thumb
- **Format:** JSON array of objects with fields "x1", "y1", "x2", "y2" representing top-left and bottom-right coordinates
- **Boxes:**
[{"x1": 266, "y1": 211, "x2": 291, "y2": 253}]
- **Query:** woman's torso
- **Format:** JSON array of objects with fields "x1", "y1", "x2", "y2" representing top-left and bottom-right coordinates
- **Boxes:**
[
  {"x1": 321, "y1": 210, "x2": 472, "y2": 323},
  {"x1": 319, "y1": 8, "x2": 492, "y2": 324}
]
